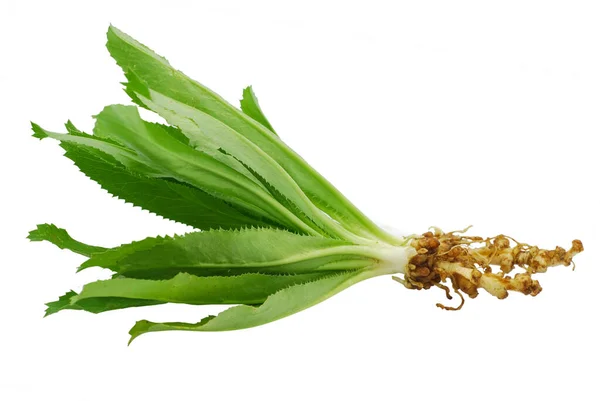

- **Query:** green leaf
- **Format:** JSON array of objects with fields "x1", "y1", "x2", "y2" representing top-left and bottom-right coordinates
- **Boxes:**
[
  {"x1": 31, "y1": 122, "x2": 162, "y2": 177},
  {"x1": 135, "y1": 90, "x2": 333, "y2": 237},
  {"x1": 59, "y1": 142, "x2": 273, "y2": 230},
  {"x1": 47, "y1": 272, "x2": 330, "y2": 319},
  {"x1": 45, "y1": 291, "x2": 82, "y2": 315},
  {"x1": 94, "y1": 109, "x2": 270, "y2": 193},
  {"x1": 28, "y1": 224, "x2": 106, "y2": 257},
  {"x1": 240, "y1": 86, "x2": 277, "y2": 135},
  {"x1": 35, "y1": 119, "x2": 278, "y2": 230},
  {"x1": 45, "y1": 291, "x2": 161, "y2": 316},
  {"x1": 80, "y1": 228, "x2": 376, "y2": 277},
  {"x1": 92, "y1": 105, "x2": 318, "y2": 235},
  {"x1": 106, "y1": 26, "x2": 400, "y2": 243},
  {"x1": 128, "y1": 269, "x2": 376, "y2": 343}
]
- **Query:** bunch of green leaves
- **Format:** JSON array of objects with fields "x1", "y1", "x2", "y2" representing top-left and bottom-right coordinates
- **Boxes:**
[{"x1": 30, "y1": 27, "x2": 405, "y2": 343}]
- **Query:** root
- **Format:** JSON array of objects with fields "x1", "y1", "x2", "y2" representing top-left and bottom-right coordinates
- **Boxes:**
[{"x1": 401, "y1": 228, "x2": 583, "y2": 310}]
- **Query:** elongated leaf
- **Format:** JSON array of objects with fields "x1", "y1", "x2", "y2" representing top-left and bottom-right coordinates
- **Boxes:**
[
  {"x1": 128, "y1": 269, "x2": 376, "y2": 343},
  {"x1": 106, "y1": 26, "x2": 399, "y2": 243},
  {"x1": 80, "y1": 228, "x2": 376, "y2": 277},
  {"x1": 60, "y1": 142, "x2": 272, "y2": 230},
  {"x1": 28, "y1": 224, "x2": 106, "y2": 257},
  {"x1": 31, "y1": 122, "x2": 162, "y2": 177},
  {"x1": 240, "y1": 86, "x2": 277, "y2": 134},
  {"x1": 93, "y1": 105, "x2": 317, "y2": 235},
  {"x1": 136, "y1": 90, "x2": 331, "y2": 236},
  {"x1": 35, "y1": 120, "x2": 275, "y2": 230},
  {"x1": 94, "y1": 111, "x2": 269, "y2": 193},
  {"x1": 45, "y1": 291, "x2": 161, "y2": 316},
  {"x1": 46, "y1": 271, "x2": 329, "y2": 318}
]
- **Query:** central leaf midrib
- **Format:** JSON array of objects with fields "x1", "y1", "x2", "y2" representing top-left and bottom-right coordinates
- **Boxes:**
[{"x1": 118, "y1": 245, "x2": 378, "y2": 272}]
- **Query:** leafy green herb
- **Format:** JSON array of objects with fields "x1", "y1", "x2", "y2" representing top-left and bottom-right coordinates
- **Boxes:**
[{"x1": 30, "y1": 26, "x2": 584, "y2": 343}]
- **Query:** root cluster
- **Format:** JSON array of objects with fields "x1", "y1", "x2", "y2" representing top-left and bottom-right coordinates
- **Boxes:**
[{"x1": 397, "y1": 228, "x2": 583, "y2": 310}]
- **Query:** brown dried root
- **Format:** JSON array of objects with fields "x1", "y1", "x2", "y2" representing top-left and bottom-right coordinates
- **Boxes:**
[{"x1": 398, "y1": 228, "x2": 583, "y2": 310}]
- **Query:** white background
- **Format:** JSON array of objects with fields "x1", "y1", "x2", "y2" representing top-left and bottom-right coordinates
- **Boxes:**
[{"x1": 1, "y1": 1, "x2": 599, "y2": 400}]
